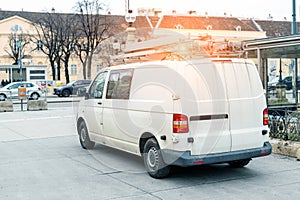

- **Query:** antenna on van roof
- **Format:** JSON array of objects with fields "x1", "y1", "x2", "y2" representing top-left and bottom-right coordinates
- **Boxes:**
[
  {"x1": 194, "y1": 34, "x2": 247, "y2": 58},
  {"x1": 110, "y1": 34, "x2": 247, "y2": 64}
]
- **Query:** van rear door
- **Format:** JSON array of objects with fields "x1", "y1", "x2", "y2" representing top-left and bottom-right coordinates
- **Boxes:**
[
  {"x1": 220, "y1": 59, "x2": 267, "y2": 151},
  {"x1": 177, "y1": 61, "x2": 231, "y2": 156},
  {"x1": 183, "y1": 59, "x2": 266, "y2": 156}
]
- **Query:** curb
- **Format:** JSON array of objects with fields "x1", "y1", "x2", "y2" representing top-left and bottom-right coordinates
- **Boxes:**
[{"x1": 269, "y1": 138, "x2": 300, "y2": 160}]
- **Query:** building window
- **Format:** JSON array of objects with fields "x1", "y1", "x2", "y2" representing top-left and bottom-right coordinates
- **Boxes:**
[
  {"x1": 71, "y1": 64, "x2": 77, "y2": 75},
  {"x1": 30, "y1": 76, "x2": 46, "y2": 80},
  {"x1": 206, "y1": 25, "x2": 212, "y2": 30},
  {"x1": 10, "y1": 24, "x2": 22, "y2": 32},
  {"x1": 175, "y1": 24, "x2": 184, "y2": 29},
  {"x1": 235, "y1": 26, "x2": 241, "y2": 31},
  {"x1": 30, "y1": 70, "x2": 45, "y2": 74}
]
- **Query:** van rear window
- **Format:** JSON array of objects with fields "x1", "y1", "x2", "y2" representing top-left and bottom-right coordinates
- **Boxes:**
[{"x1": 106, "y1": 69, "x2": 133, "y2": 99}]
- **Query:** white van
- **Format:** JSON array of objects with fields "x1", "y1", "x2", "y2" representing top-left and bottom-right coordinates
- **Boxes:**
[{"x1": 76, "y1": 58, "x2": 271, "y2": 178}]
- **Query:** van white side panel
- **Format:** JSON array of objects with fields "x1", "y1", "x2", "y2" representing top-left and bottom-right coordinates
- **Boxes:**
[
  {"x1": 221, "y1": 60, "x2": 267, "y2": 151},
  {"x1": 102, "y1": 66, "x2": 175, "y2": 154}
]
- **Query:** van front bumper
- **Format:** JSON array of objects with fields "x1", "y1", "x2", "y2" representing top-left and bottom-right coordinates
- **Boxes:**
[{"x1": 161, "y1": 141, "x2": 272, "y2": 166}]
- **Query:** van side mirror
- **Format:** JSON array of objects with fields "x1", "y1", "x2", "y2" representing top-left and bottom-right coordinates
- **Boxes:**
[{"x1": 85, "y1": 92, "x2": 90, "y2": 100}]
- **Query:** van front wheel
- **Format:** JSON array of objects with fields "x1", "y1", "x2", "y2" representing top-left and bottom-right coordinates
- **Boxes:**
[
  {"x1": 78, "y1": 121, "x2": 95, "y2": 150},
  {"x1": 228, "y1": 159, "x2": 251, "y2": 168},
  {"x1": 143, "y1": 138, "x2": 171, "y2": 179}
]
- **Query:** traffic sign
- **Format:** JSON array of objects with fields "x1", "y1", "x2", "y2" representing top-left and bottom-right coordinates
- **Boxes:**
[
  {"x1": 17, "y1": 41, "x2": 22, "y2": 47},
  {"x1": 18, "y1": 86, "x2": 26, "y2": 99}
]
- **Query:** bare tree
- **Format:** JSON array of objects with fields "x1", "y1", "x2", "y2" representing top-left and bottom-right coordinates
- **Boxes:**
[
  {"x1": 74, "y1": 0, "x2": 111, "y2": 80},
  {"x1": 5, "y1": 33, "x2": 30, "y2": 65},
  {"x1": 31, "y1": 12, "x2": 61, "y2": 80},
  {"x1": 59, "y1": 14, "x2": 81, "y2": 83}
]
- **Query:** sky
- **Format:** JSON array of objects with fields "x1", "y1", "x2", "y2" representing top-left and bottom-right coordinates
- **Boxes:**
[{"x1": 0, "y1": 0, "x2": 299, "y2": 20}]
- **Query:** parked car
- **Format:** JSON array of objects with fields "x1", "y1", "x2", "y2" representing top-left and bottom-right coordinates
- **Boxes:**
[
  {"x1": 268, "y1": 76, "x2": 300, "y2": 91},
  {"x1": 76, "y1": 58, "x2": 272, "y2": 178},
  {"x1": 0, "y1": 81, "x2": 42, "y2": 101},
  {"x1": 36, "y1": 80, "x2": 54, "y2": 88},
  {"x1": 53, "y1": 80, "x2": 91, "y2": 97}
]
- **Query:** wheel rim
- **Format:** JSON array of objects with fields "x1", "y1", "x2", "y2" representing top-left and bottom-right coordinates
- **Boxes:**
[
  {"x1": 147, "y1": 147, "x2": 159, "y2": 169},
  {"x1": 0, "y1": 95, "x2": 5, "y2": 101},
  {"x1": 32, "y1": 93, "x2": 38, "y2": 100},
  {"x1": 63, "y1": 90, "x2": 69, "y2": 96},
  {"x1": 80, "y1": 127, "x2": 87, "y2": 142}
]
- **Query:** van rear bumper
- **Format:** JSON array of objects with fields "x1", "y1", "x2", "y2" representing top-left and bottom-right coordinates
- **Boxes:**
[{"x1": 161, "y1": 141, "x2": 272, "y2": 166}]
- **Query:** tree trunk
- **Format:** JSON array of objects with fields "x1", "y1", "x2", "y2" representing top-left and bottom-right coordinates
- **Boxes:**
[
  {"x1": 82, "y1": 60, "x2": 87, "y2": 80},
  {"x1": 57, "y1": 59, "x2": 61, "y2": 81},
  {"x1": 64, "y1": 56, "x2": 70, "y2": 84},
  {"x1": 50, "y1": 60, "x2": 56, "y2": 80},
  {"x1": 87, "y1": 54, "x2": 93, "y2": 80}
]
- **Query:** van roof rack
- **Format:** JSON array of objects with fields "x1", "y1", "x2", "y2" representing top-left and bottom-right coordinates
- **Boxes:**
[{"x1": 111, "y1": 34, "x2": 247, "y2": 64}]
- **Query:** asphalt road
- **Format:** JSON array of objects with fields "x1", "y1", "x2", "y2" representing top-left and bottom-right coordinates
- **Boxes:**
[{"x1": 1, "y1": 102, "x2": 300, "y2": 200}]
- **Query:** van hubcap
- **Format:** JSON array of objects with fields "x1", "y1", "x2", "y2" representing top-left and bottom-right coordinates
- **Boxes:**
[
  {"x1": 80, "y1": 128, "x2": 87, "y2": 142},
  {"x1": 147, "y1": 147, "x2": 159, "y2": 168}
]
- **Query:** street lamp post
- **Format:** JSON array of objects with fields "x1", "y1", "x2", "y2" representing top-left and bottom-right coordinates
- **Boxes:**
[
  {"x1": 13, "y1": 32, "x2": 25, "y2": 111},
  {"x1": 276, "y1": 58, "x2": 287, "y2": 101},
  {"x1": 11, "y1": 25, "x2": 25, "y2": 110},
  {"x1": 125, "y1": 9, "x2": 136, "y2": 44},
  {"x1": 12, "y1": 25, "x2": 23, "y2": 82},
  {"x1": 292, "y1": 0, "x2": 297, "y2": 34},
  {"x1": 17, "y1": 35, "x2": 23, "y2": 82}
]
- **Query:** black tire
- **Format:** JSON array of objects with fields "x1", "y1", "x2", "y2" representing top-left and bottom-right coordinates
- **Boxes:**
[
  {"x1": 228, "y1": 159, "x2": 251, "y2": 168},
  {"x1": 78, "y1": 121, "x2": 95, "y2": 149},
  {"x1": 62, "y1": 89, "x2": 70, "y2": 97},
  {"x1": 142, "y1": 138, "x2": 171, "y2": 179}
]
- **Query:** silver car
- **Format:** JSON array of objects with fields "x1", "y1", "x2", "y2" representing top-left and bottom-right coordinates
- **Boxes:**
[{"x1": 0, "y1": 81, "x2": 42, "y2": 101}]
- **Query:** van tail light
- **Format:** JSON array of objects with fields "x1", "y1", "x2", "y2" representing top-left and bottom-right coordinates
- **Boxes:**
[
  {"x1": 173, "y1": 114, "x2": 189, "y2": 133},
  {"x1": 263, "y1": 108, "x2": 268, "y2": 125}
]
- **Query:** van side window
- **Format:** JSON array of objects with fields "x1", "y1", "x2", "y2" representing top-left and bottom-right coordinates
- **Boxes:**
[
  {"x1": 106, "y1": 69, "x2": 133, "y2": 99},
  {"x1": 89, "y1": 71, "x2": 107, "y2": 99}
]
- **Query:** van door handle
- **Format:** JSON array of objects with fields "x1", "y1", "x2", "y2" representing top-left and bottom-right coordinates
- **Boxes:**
[{"x1": 98, "y1": 102, "x2": 102, "y2": 105}]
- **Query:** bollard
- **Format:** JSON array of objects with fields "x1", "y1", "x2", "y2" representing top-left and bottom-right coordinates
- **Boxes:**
[
  {"x1": 0, "y1": 101, "x2": 13, "y2": 112},
  {"x1": 27, "y1": 100, "x2": 48, "y2": 111}
]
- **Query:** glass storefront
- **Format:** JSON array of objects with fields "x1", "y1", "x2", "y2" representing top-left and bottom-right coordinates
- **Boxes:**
[
  {"x1": 245, "y1": 35, "x2": 300, "y2": 108},
  {"x1": 267, "y1": 58, "x2": 298, "y2": 106}
]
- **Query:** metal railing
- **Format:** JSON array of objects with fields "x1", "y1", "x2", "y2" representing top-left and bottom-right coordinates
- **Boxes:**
[{"x1": 269, "y1": 109, "x2": 300, "y2": 141}]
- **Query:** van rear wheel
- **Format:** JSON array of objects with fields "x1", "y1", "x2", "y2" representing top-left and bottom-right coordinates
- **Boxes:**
[
  {"x1": 228, "y1": 159, "x2": 251, "y2": 168},
  {"x1": 78, "y1": 121, "x2": 95, "y2": 149},
  {"x1": 143, "y1": 138, "x2": 171, "y2": 179}
]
